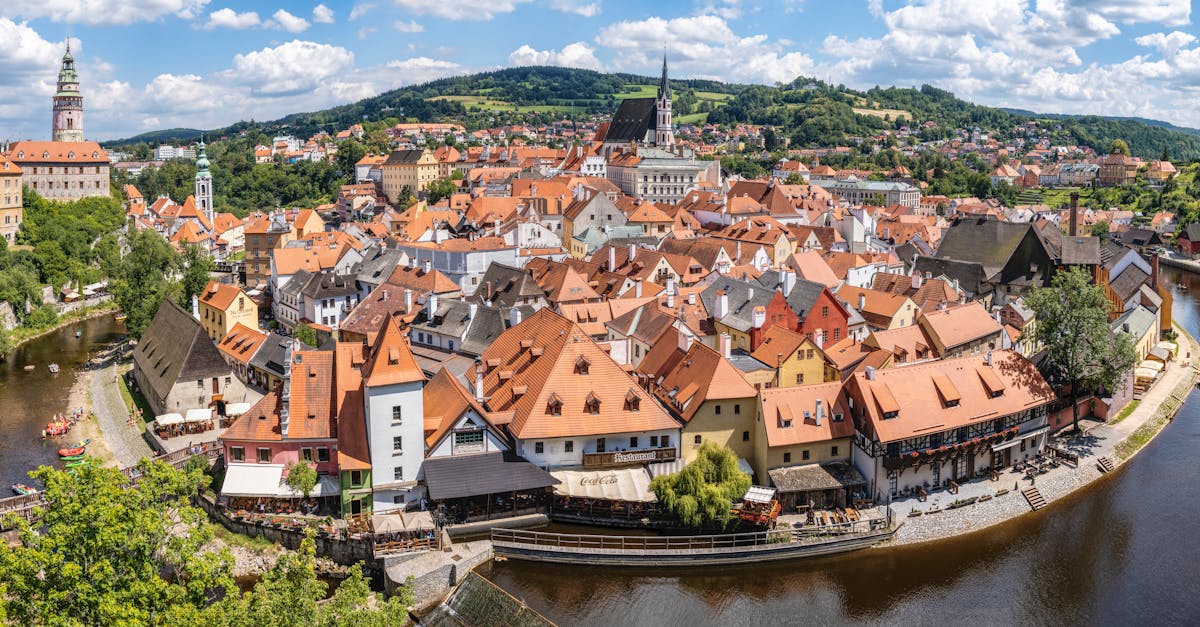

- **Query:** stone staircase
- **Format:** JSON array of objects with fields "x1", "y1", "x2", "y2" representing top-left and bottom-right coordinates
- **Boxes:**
[
  {"x1": 1022, "y1": 487, "x2": 1047, "y2": 511},
  {"x1": 1096, "y1": 456, "x2": 1116, "y2": 473}
]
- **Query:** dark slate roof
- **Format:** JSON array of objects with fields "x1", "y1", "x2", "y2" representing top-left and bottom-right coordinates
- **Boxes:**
[
  {"x1": 936, "y1": 217, "x2": 1038, "y2": 278},
  {"x1": 476, "y1": 263, "x2": 545, "y2": 309},
  {"x1": 767, "y1": 461, "x2": 866, "y2": 493},
  {"x1": 299, "y1": 270, "x2": 358, "y2": 299},
  {"x1": 913, "y1": 256, "x2": 988, "y2": 295},
  {"x1": 783, "y1": 278, "x2": 828, "y2": 319},
  {"x1": 603, "y1": 98, "x2": 656, "y2": 144},
  {"x1": 1037, "y1": 222, "x2": 1063, "y2": 260},
  {"x1": 133, "y1": 299, "x2": 231, "y2": 399},
  {"x1": 700, "y1": 276, "x2": 777, "y2": 332},
  {"x1": 279, "y1": 269, "x2": 310, "y2": 300},
  {"x1": 384, "y1": 149, "x2": 426, "y2": 165},
  {"x1": 1118, "y1": 228, "x2": 1162, "y2": 248},
  {"x1": 356, "y1": 245, "x2": 405, "y2": 285},
  {"x1": 1110, "y1": 264, "x2": 1150, "y2": 302},
  {"x1": 249, "y1": 332, "x2": 311, "y2": 377},
  {"x1": 1059, "y1": 236, "x2": 1101, "y2": 266},
  {"x1": 411, "y1": 300, "x2": 522, "y2": 357},
  {"x1": 422, "y1": 451, "x2": 559, "y2": 501},
  {"x1": 1184, "y1": 222, "x2": 1200, "y2": 242},
  {"x1": 727, "y1": 349, "x2": 772, "y2": 373},
  {"x1": 1100, "y1": 241, "x2": 1130, "y2": 269}
]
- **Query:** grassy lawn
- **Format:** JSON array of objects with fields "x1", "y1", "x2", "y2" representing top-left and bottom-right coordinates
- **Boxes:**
[
  {"x1": 1110, "y1": 400, "x2": 1140, "y2": 424},
  {"x1": 695, "y1": 90, "x2": 734, "y2": 102},
  {"x1": 118, "y1": 366, "x2": 155, "y2": 433},
  {"x1": 852, "y1": 107, "x2": 912, "y2": 120},
  {"x1": 208, "y1": 523, "x2": 279, "y2": 553},
  {"x1": 676, "y1": 112, "x2": 710, "y2": 125},
  {"x1": 1037, "y1": 187, "x2": 1091, "y2": 208},
  {"x1": 613, "y1": 84, "x2": 658, "y2": 99}
]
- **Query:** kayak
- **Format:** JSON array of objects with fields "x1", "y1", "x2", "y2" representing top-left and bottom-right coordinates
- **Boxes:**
[
  {"x1": 43, "y1": 422, "x2": 72, "y2": 437},
  {"x1": 64, "y1": 460, "x2": 89, "y2": 468},
  {"x1": 59, "y1": 454, "x2": 85, "y2": 461},
  {"x1": 11, "y1": 483, "x2": 37, "y2": 496},
  {"x1": 57, "y1": 438, "x2": 90, "y2": 457}
]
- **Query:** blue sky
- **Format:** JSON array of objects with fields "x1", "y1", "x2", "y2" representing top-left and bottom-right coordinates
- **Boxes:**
[{"x1": 0, "y1": 0, "x2": 1196, "y2": 141}]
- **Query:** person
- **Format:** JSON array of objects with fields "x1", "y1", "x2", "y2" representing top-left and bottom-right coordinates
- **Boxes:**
[{"x1": 420, "y1": 497, "x2": 428, "y2": 511}]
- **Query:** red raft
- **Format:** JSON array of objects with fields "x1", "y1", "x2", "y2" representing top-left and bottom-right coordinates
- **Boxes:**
[{"x1": 57, "y1": 438, "x2": 90, "y2": 457}]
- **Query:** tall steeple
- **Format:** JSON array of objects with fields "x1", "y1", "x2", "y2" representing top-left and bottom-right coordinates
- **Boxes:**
[
  {"x1": 194, "y1": 136, "x2": 213, "y2": 227},
  {"x1": 654, "y1": 53, "x2": 674, "y2": 148},
  {"x1": 52, "y1": 42, "x2": 84, "y2": 142}
]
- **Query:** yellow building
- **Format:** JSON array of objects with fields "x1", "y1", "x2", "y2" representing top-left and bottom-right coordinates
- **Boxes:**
[
  {"x1": 750, "y1": 326, "x2": 838, "y2": 387},
  {"x1": 243, "y1": 213, "x2": 295, "y2": 289},
  {"x1": 198, "y1": 280, "x2": 258, "y2": 342},
  {"x1": 754, "y1": 382, "x2": 857, "y2": 509},
  {"x1": 381, "y1": 148, "x2": 438, "y2": 204},
  {"x1": 0, "y1": 155, "x2": 22, "y2": 243}
]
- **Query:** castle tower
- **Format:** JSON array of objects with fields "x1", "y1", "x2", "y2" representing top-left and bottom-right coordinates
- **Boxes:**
[
  {"x1": 194, "y1": 137, "x2": 213, "y2": 225},
  {"x1": 52, "y1": 42, "x2": 84, "y2": 143},
  {"x1": 654, "y1": 54, "x2": 674, "y2": 148}
]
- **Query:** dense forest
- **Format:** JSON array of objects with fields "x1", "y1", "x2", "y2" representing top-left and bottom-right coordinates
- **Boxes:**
[{"x1": 107, "y1": 67, "x2": 1200, "y2": 160}]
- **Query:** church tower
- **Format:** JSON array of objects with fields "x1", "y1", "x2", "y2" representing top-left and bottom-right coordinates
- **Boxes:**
[
  {"x1": 194, "y1": 137, "x2": 213, "y2": 226},
  {"x1": 654, "y1": 54, "x2": 674, "y2": 148},
  {"x1": 52, "y1": 42, "x2": 84, "y2": 143}
]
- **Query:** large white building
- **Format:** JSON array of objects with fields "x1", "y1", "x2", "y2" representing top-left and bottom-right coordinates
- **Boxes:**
[{"x1": 361, "y1": 317, "x2": 427, "y2": 511}]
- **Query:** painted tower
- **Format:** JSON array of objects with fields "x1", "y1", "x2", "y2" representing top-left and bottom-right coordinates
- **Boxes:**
[
  {"x1": 654, "y1": 54, "x2": 674, "y2": 148},
  {"x1": 52, "y1": 42, "x2": 84, "y2": 143},
  {"x1": 194, "y1": 137, "x2": 213, "y2": 225}
]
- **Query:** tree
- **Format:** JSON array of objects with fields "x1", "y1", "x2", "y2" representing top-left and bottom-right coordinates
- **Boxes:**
[
  {"x1": 1090, "y1": 220, "x2": 1110, "y2": 238},
  {"x1": 333, "y1": 139, "x2": 367, "y2": 182},
  {"x1": 285, "y1": 461, "x2": 318, "y2": 499},
  {"x1": 111, "y1": 229, "x2": 177, "y2": 339},
  {"x1": 293, "y1": 323, "x2": 318, "y2": 347},
  {"x1": 179, "y1": 244, "x2": 214, "y2": 308},
  {"x1": 649, "y1": 442, "x2": 751, "y2": 530},
  {"x1": 1110, "y1": 139, "x2": 1131, "y2": 156},
  {"x1": 1026, "y1": 267, "x2": 1138, "y2": 432},
  {"x1": 784, "y1": 173, "x2": 806, "y2": 185},
  {"x1": 425, "y1": 177, "x2": 458, "y2": 205}
]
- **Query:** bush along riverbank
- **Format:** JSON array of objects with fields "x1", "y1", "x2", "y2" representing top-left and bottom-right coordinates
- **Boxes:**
[{"x1": 0, "y1": 301, "x2": 118, "y2": 359}]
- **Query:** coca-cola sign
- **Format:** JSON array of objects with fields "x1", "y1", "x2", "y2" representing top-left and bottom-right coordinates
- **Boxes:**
[{"x1": 580, "y1": 474, "x2": 619, "y2": 486}]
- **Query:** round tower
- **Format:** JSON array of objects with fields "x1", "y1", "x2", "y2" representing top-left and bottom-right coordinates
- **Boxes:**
[{"x1": 52, "y1": 42, "x2": 84, "y2": 143}]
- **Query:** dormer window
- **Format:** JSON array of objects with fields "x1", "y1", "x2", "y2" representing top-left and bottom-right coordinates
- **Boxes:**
[
  {"x1": 574, "y1": 356, "x2": 590, "y2": 375},
  {"x1": 546, "y1": 393, "x2": 563, "y2": 416},
  {"x1": 42, "y1": 152, "x2": 49, "y2": 158},
  {"x1": 624, "y1": 389, "x2": 640, "y2": 412},
  {"x1": 585, "y1": 392, "x2": 601, "y2": 415},
  {"x1": 67, "y1": 152, "x2": 74, "y2": 159}
]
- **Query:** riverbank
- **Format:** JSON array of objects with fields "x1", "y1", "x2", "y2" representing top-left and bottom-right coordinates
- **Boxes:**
[
  {"x1": 2, "y1": 302, "x2": 118, "y2": 358},
  {"x1": 886, "y1": 322, "x2": 1198, "y2": 546}
]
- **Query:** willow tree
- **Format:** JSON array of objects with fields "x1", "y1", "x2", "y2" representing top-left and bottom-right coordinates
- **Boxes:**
[
  {"x1": 650, "y1": 442, "x2": 751, "y2": 530},
  {"x1": 1027, "y1": 266, "x2": 1138, "y2": 433}
]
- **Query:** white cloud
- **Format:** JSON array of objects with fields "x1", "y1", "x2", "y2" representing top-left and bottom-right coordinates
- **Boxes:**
[
  {"x1": 597, "y1": 14, "x2": 814, "y2": 83},
  {"x1": 349, "y1": 2, "x2": 375, "y2": 19},
  {"x1": 228, "y1": 40, "x2": 354, "y2": 96},
  {"x1": 265, "y1": 9, "x2": 310, "y2": 33},
  {"x1": 312, "y1": 4, "x2": 334, "y2": 23},
  {"x1": 358, "y1": 26, "x2": 377, "y2": 38},
  {"x1": 1135, "y1": 31, "x2": 1197, "y2": 56},
  {"x1": 509, "y1": 42, "x2": 601, "y2": 70},
  {"x1": 549, "y1": 0, "x2": 600, "y2": 17},
  {"x1": 391, "y1": 0, "x2": 530, "y2": 20},
  {"x1": 0, "y1": 0, "x2": 210, "y2": 25},
  {"x1": 203, "y1": 8, "x2": 260, "y2": 29},
  {"x1": 394, "y1": 20, "x2": 424, "y2": 32}
]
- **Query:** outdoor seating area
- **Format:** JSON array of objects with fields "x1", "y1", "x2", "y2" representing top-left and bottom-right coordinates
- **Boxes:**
[
  {"x1": 370, "y1": 511, "x2": 440, "y2": 555},
  {"x1": 153, "y1": 409, "x2": 216, "y2": 439},
  {"x1": 225, "y1": 496, "x2": 328, "y2": 516}
]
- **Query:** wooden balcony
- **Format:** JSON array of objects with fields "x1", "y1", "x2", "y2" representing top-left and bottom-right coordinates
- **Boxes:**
[{"x1": 582, "y1": 447, "x2": 676, "y2": 468}]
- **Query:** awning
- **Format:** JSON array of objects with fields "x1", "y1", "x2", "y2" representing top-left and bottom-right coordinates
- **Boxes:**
[
  {"x1": 767, "y1": 462, "x2": 866, "y2": 494},
  {"x1": 373, "y1": 510, "x2": 435, "y2": 533},
  {"x1": 550, "y1": 467, "x2": 657, "y2": 502},
  {"x1": 743, "y1": 486, "x2": 776, "y2": 503},
  {"x1": 1138, "y1": 359, "x2": 1164, "y2": 373},
  {"x1": 185, "y1": 408, "x2": 213, "y2": 423},
  {"x1": 647, "y1": 458, "x2": 685, "y2": 477},
  {"x1": 737, "y1": 458, "x2": 754, "y2": 477},
  {"x1": 155, "y1": 413, "x2": 183, "y2": 426},
  {"x1": 422, "y1": 451, "x2": 558, "y2": 501},
  {"x1": 224, "y1": 402, "x2": 252, "y2": 417},
  {"x1": 991, "y1": 426, "x2": 1050, "y2": 452},
  {"x1": 221, "y1": 464, "x2": 339, "y2": 498}
]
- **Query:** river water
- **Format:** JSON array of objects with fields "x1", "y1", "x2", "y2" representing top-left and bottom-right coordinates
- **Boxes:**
[
  {"x1": 0, "y1": 314, "x2": 125, "y2": 489},
  {"x1": 481, "y1": 266, "x2": 1200, "y2": 626}
]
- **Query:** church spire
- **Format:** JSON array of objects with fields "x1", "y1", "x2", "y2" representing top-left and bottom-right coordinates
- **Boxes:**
[
  {"x1": 658, "y1": 53, "x2": 671, "y2": 100},
  {"x1": 654, "y1": 53, "x2": 674, "y2": 148}
]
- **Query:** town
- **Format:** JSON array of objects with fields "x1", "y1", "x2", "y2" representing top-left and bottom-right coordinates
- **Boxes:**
[{"x1": 1, "y1": 29, "x2": 1199, "y2": 627}]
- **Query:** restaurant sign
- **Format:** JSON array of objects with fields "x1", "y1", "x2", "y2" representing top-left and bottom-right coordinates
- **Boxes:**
[{"x1": 582, "y1": 446, "x2": 676, "y2": 468}]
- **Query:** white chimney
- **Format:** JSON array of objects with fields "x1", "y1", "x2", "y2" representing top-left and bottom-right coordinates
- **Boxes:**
[
  {"x1": 677, "y1": 327, "x2": 694, "y2": 352},
  {"x1": 423, "y1": 259, "x2": 432, "y2": 273},
  {"x1": 688, "y1": 292, "x2": 696, "y2": 305},
  {"x1": 782, "y1": 269, "x2": 796, "y2": 296},
  {"x1": 628, "y1": 243, "x2": 637, "y2": 261},
  {"x1": 509, "y1": 306, "x2": 523, "y2": 327},
  {"x1": 814, "y1": 329, "x2": 824, "y2": 349},
  {"x1": 608, "y1": 245, "x2": 617, "y2": 271},
  {"x1": 911, "y1": 273, "x2": 923, "y2": 290},
  {"x1": 747, "y1": 286, "x2": 754, "y2": 302},
  {"x1": 752, "y1": 306, "x2": 766, "y2": 329},
  {"x1": 404, "y1": 288, "x2": 413, "y2": 313},
  {"x1": 714, "y1": 290, "x2": 729, "y2": 319},
  {"x1": 858, "y1": 293, "x2": 866, "y2": 311},
  {"x1": 666, "y1": 290, "x2": 675, "y2": 309},
  {"x1": 814, "y1": 399, "x2": 824, "y2": 426},
  {"x1": 191, "y1": 294, "x2": 200, "y2": 319},
  {"x1": 475, "y1": 362, "x2": 485, "y2": 402},
  {"x1": 865, "y1": 365, "x2": 876, "y2": 380},
  {"x1": 468, "y1": 302, "x2": 478, "y2": 319},
  {"x1": 428, "y1": 292, "x2": 439, "y2": 316},
  {"x1": 719, "y1": 333, "x2": 732, "y2": 358}
]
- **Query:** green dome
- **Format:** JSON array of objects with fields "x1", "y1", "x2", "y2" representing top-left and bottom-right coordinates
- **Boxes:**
[{"x1": 194, "y1": 140, "x2": 211, "y2": 175}]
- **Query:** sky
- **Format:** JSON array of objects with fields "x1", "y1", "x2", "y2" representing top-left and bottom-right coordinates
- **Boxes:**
[{"x1": 1, "y1": 0, "x2": 1197, "y2": 141}]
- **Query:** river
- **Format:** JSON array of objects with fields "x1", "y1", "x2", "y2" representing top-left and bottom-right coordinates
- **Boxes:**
[
  {"x1": 480, "y1": 265, "x2": 1200, "y2": 626},
  {"x1": 0, "y1": 314, "x2": 125, "y2": 489}
]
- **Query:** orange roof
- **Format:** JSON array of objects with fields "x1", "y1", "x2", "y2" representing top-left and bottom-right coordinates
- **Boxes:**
[
  {"x1": 361, "y1": 314, "x2": 425, "y2": 387},
  {"x1": 750, "y1": 326, "x2": 819, "y2": 367},
  {"x1": 479, "y1": 308, "x2": 677, "y2": 440},
  {"x1": 789, "y1": 250, "x2": 840, "y2": 288},
  {"x1": 642, "y1": 340, "x2": 757, "y2": 423},
  {"x1": 7, "y1": 140, "x2": 108, "y2": 164},
  {"x1": 387, "y1": 265, "x2": 462, "y2": 295},
  {"x1": 848, "y1": 351, "x2": 1053, "y2": 443},
  {"x1": 222, "y1": 348, "x2": 337, "y2": 442},
  {"x1": 864, "y1": 324, "x2": 934, "y2": 362},
  {"x1": 335, "y1": 342, "x2": 371, "y2": 470},
  {"x1": 759, "y1": 382, "x2": 854, "y2": 447},
  {"x1": 217, "y1": 322, "x2": 267, "y2": 365},
  {"x1": 919, "y1": 301, "x2": 1001, "y2": 350},
  {"x1": 199, "y1": 280, "x2": 248, "y2": 311},
  {"x1": 836, "y1": 286, "x2": 913, "y2": 326},
  {"x1": 423, "y1": 368, "x2": 500, "y2": 449}
]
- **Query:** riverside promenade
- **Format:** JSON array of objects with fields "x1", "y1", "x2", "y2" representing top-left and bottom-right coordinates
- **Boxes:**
[{"x1": 889, "y1": 323, "x2": 1197, "y2": 545}]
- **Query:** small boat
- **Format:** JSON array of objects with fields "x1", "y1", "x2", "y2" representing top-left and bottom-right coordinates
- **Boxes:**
[
  {"x1": 43, "y1": 420, "x2": 72, "y2": 437},
  {"x1": 48, "y1": 363, "x2": 60, "y2": 374},
  {"x1": 57, "y1": 438, "x2": 90, "y2": 457},
  {"x1": 64, "y1": 460, "x2": 89, "y2": 469},
  {"x1": 75, "y1": 330, "x2": 82, "y2": 338},
  {"x1": 114, "y1": 313, "x2": 127, "y2": 322},
  {"x1": 11, "y1": 483, "x2": 37, "y2": 496},
  {"x1": 59, "y1": 454, "x2": 85, "y2": 461}
]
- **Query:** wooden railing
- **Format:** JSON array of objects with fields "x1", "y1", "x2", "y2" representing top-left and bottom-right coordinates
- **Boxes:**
[
  {"x1": 374, "y1": 536, "x2": 437, "y2": 557},
  {"x1": 492, "y1": 527, "x2": 798, "y2": 551},
  {"x1": 581, "y1": 447, "x2": 676, "y2": 468}
]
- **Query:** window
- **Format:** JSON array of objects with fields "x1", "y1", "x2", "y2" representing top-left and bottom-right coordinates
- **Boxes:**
[
  {"x1": 1020, "y1": 438, "x2": 1027, "y2": 452},
  {"x1": 742, "y1": 430, "x2": 750, "y2": 442},
  {"x1": 391, "y1": 406, "x2": 403, "y2": 425},
  {"x1": 802, "y1": 450, "x2": 810, "y2": 461},
  {"x1": 393, "y1": 436, "x2": 403, "y2": 454},
  {"x1": 797, "y1": 350, "x2": 806, "y2": 360},
  {"x1": 822, "y1": 306, "x2": 829, "y2": 318},
  {"x1": 784, "y1": 452, "x2": 791, "y2": 463},
  {"x1": 535, "y1": 441, "x2": 544, "y2": 454},
  {"x1": 393, "y1": 467, "x2": 404, "y2": 482},
  {"x1": 585, "y1": 394, "x2": 601, "y2": 414},
  {"x1": 795, "y1": 373, "x2": 804, "y2": 384},
  {"x1": 630, "y1": 436, "x2": 638, "y2": 448},
  {"x1": 734, "y1": 404, "x2": 742, "y2": 415},
  {"x1": 694, "y1": 435, "x2": 702, "y2": 445},
  {"x1": 564, "y1": 440, "x2": 573, "y2": 453},
  {"x1": 197, "y1": 380, "x2": 204, "y2": 388},
  {"x1": 317, "y1": 448, "x2": 329, "y2": 462},
  {"x1": 597, "y1": 437, "x2": 607, "y2": 452},
  {"x1": 301, "y1": 448, "x2": 313, "y2": 462},
  {"x1": 350, "y1": 470, "x2": 363, "y2": 486},
  {"x1": 807, "y1": 349, "x2": 814, "y2": 359},
  {"x1": 650, "y1": 435, "x2": 659, "y2": 447},
  {"x1": 833, "y1": 328, "x2": 841, "y2": 341},
  {"x1": 454, "y1": 430, "x2": 484, "y2": 449},
  {"x1": 662, "y1": 435, "x2": 670, "y2": 448},
  {"x1": 257, "y1": 448, "x2": 271, "y2": 463},
  {"x1": 715, "y1": 404, "x2": 722, "y2": 415},
  {"x1": 231, "y1": 446, "x2": 245, "y2": 462},
  {"x1": 831, "y1": 445, "x2": 839, "y2": 456}
]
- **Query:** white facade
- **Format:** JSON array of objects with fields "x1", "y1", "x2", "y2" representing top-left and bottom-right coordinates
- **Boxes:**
[
  {"x1": 514, "y1": 428, "x2": 681, "y2": 469},
  {"x1": 392, "y1": 243, "x2": 521, "y2": 294},
  {"x1": 426, "y1": 412, "x2": 509, "y2": 458},
  {"x1": 364, "y1": 380, "x2": 425, "y2": 511}
]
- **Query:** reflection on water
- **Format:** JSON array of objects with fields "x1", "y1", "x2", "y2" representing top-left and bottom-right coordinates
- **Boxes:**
[{"x1": 483, "y1": 265, "x2": 1200, "y2": 626}]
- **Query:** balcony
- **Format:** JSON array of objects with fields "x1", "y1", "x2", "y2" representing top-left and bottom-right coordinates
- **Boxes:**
[{"x1": 582, "y1": 447, "x2": 676, "y2": 468}]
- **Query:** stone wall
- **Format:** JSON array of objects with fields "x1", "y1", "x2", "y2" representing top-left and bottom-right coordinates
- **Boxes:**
[{"x1": 385, "y1": 539, "x2": 493, "y2": 606}]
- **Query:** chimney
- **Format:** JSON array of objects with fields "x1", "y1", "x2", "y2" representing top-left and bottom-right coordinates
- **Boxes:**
[
  {"x1": 752, "y1": 306, "x2": 766, "y2": 329},
  {"x1": 814, "y1": 398, "x2": 824, "y2": 426},
  {"x1": 865, "y1": 365, "x2": 876, "y2": 380},
  {"x1": 404, "y1": 288, "x2": 413, "y2": 313},
  {"x1": 719, "y1": 332, "x2": 732, "y2": 358},
  {"x1": 666, "y1": 281, "x2": 676, "y2": 308},
  {"x1": 782, "y1": 269, "x2": 797, "y2": 296},
  {"x1": 635, "y1": 279, "x2": 643, "y2": 298},
  {"x1": 474, "y1": 360, "x2": 485, "y2": 402},
  {"x1": 509, "y1": 306, "x2": 523, "y2": 327},
  {"x1": 677, "y1": 328, "x2": 694, "y2": 352},
  {"x1": 858, "y1": 293, "x2": 866, "y2": 311},
  {"x1": 191, "y1": 294, "x2": 200, "y2": 319},
  {"x1": 714, "y1": 290, "x2": 729, "y2": 319},
  {"x1": 628, "y1": 243, "x2": 637, "y2": 261},
  {"x1": 688, "y1": 292, "x2": 696, "y2": 305},
  {"x1": 911, "y1": 273, "x2": 923, "y2": 290},
  {"x1": 428, "y1": 292, "x2": 439, "y2": 316},
  {"x1": 1150, "y1": 252, "x2": 1161, "y2": 289},
  {"x1": 814, "y1": 329, "x2": 824, "y2": 349},
  {"x1": 1069, "y1": 192, "x2": 1079, "y2": 237},
  {"x1": 608, "y1": 245, "x2": 617, "y2": 271},
  {"x1": 468, "y1": 302, "x2": 478, "y2": 319}
]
